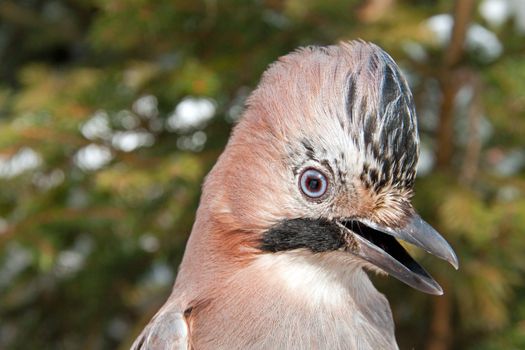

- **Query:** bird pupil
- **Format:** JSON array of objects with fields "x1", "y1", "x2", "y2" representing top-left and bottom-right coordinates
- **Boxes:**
[{"x1": 308, "y1": 178, "x2": 320, "y2": 191}]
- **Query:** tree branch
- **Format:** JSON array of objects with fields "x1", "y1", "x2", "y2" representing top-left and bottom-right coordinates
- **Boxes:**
[
  {"x1": 426, "y1": 281, "x2": 453, "y2": 350},
  {"x1": 435, "y1": 0, "x2": 476, "y2": 169},
  {"x1": 460, "y1": 73, "x2": 482, "y2": 185}
]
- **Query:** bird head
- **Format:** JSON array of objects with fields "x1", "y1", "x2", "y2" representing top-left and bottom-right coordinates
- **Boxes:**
[{"x1": 202, "y1": 41, "x2": 457, "y2": 295}]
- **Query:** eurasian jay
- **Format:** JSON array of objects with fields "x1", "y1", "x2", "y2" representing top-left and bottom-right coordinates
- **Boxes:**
[{"x1": 132, "y1": 41, "x2": 458, "y2": 350}]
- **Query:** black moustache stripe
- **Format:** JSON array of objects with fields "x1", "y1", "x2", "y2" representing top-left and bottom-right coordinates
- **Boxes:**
[{"x1": 260, "y1": 218, "x2": 345, "y2": 253}]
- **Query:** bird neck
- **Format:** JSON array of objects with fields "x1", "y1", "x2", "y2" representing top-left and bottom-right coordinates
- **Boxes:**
[
  {"x1": 234, "y1": 251, "x2": 399, "y2": 349},
  {"x1": 178, "y1": 231, "x2": 399, "y2": 349}
]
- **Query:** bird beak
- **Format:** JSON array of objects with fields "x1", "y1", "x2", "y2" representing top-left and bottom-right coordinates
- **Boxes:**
[{"x1": 338, "y1": 214, "x2": 458, "y2": 295}]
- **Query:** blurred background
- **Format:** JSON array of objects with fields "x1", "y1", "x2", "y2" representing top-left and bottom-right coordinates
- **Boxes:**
[{"x1": 0, "y1": 0, "x2": 524, "y2": 349}]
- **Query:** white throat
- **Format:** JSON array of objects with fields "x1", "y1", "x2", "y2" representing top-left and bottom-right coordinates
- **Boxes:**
[
  {"x1": 253, "y1": 251, "x2": 364, "y2": 307},
  {"x1": 235, "y1": 250, "x2": 400, "y2": 350}
]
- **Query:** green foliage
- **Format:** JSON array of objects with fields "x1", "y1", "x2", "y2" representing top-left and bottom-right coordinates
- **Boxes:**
[{"x1": 0, "y1": 1, "x2": 524, "y2": 349}]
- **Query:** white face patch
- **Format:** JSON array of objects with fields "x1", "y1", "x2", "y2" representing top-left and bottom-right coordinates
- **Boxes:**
[{"x1": 253, "y1": 251, "x2": 360, "y2": 307}]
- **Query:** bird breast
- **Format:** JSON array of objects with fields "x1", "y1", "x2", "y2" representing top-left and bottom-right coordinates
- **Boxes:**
[{"x1": 189, "y1": 250, "x2": 399, "y2": 350}]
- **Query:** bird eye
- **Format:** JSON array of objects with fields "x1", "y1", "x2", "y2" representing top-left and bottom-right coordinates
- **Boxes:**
[{"x1": 299, "y1": 168, "x2": 328, "y2": 198}]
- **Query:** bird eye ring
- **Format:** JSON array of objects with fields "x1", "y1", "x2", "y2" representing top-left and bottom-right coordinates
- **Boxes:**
[{"x1": 299, "y1": 168, "x2": 328, "y2": 199}]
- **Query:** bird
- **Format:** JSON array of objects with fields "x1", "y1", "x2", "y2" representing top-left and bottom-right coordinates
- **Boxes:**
[{"x1": 131, "y1": 41, "x2": 458, "y2": 350}]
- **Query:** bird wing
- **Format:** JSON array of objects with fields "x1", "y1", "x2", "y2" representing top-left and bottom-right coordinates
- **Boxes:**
[{"x1": 131, "y1": 308, "x2": 190, "y2": 350}]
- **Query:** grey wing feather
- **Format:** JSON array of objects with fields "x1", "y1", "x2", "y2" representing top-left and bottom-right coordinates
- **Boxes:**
[{"x1": 131, "y1": 310, "x2": 189, "y2": 350}]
